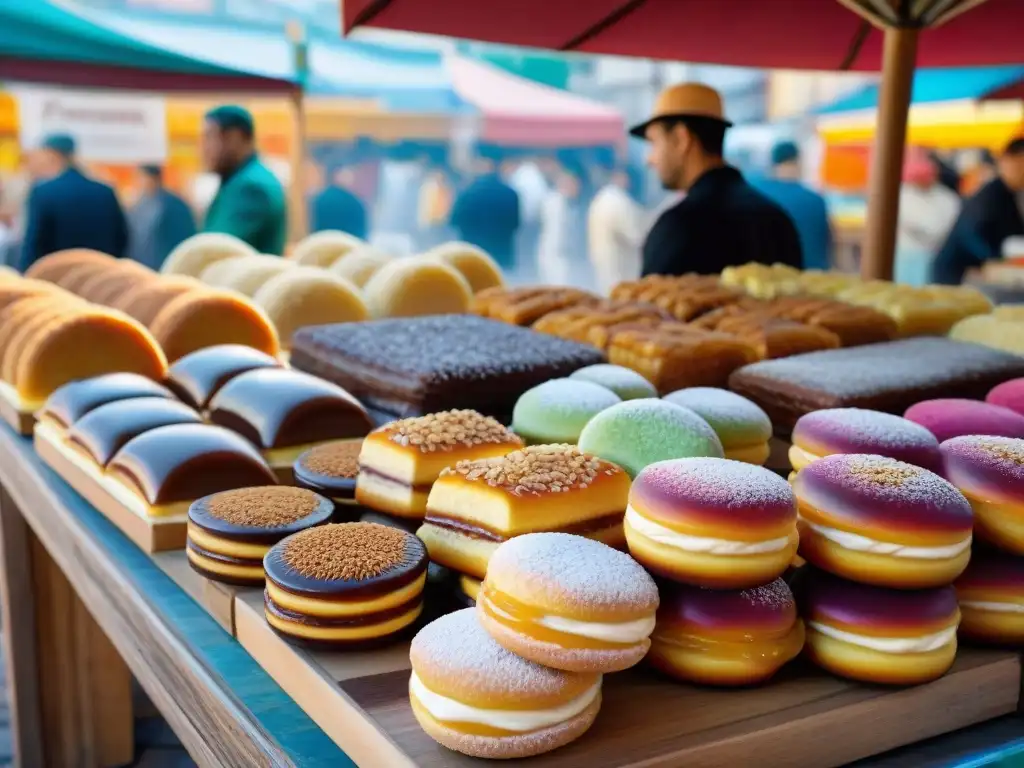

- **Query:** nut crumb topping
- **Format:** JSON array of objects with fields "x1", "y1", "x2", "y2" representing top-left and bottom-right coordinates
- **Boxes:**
[
  {"x1": 849, "y1": 460, "x2": 918, "y2": 487},
  {"x1": 386, "y1": 409, "x2": 519, "y2": 452},
  {"x1": 283, "y1": 523, "x2": 407, "y2": 581},
  {"x1": 442, "y1": 444, "x2": 617, "y2": 495},
  {"x1": 300, "y1": 441, "x2": 362, "y2": 478},
  {"x1": 978, "y1": 439, "x2": 1024, "y2": 466},
  {"x1": 206, "y1": 487, "x2": 320, "y2": 528}
]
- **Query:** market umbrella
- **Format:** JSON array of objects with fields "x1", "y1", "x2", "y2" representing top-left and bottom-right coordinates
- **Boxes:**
[{"x1": 342, "y1": 0, "x2": 1024, "y2": 279}]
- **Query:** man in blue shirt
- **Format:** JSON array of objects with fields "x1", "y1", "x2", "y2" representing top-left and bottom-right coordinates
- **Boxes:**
[
  {"x1": 310, "y1": 167, "x2": 367, "y2": 239},
  {"x1": 127, "y1": 165, "x2": 196, "y2": 270},
  {"x1": 450, "y1": 158, "x2": 520, "y2": 270},
  {"x1": 752, "y1": 141, "x2": 833, "y2": 271}
]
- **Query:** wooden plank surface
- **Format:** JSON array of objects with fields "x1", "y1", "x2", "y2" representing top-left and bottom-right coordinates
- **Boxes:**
[
  {"x1": 233, "y1": 589, "x2": 1021, "y2": 768},
  {"x1": 0, "y1": 390, "x2": 32, "y2": 437},
  {"x1": 151, "y1": 552, "x2": 237, "y2": 635}
]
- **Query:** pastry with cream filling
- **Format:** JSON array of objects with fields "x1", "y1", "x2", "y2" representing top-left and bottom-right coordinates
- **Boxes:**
[
  {"x1": 187, "y1": 486, "x2": 332, "y2": 586},
  {"x1": 356, "y1": 410, "x2": 522, "y2": 519},
  {"x1": 264, "y1": 522, "x2": 427, "y2": 646},
  {"x1": 165, "y1": 344, "x2": 281, "y2": 410},
  {"x1": 293, "y1": 440, "x2": 362, "y2": 512},
  {"x1": 478, "y1": 533, "x2": 658, "y2": 672},
  {"x1": 955, "y1": 548, "x2": 1024, "y2": 645},
  {"x1": 409, "y1": 608, "x2": 601, "y2": 759},
  {"x1": 794, "y1": 454, "x2": 973, "y2": 588},
  {"x1": 663, "y1": 387, "x2": 773, "y2": 465},
  {"x1": 802, "y1": 571, "x2": 960, "y2": 684},
  {"x1": 626, "y1": 458, "x2": 798, "y2": 588},
  {"x1": 37, "y1": 373, "x2": 174, "y2": 434},
  {"x1": 418, "y1": 445, "x2": 629, "y2": 580},
  {"x1": 648, "y1": 578, "x2": 804, "y2": 686},
  {"x1": 905, "y1": 398, "x2": 1024, "y2": 443}
]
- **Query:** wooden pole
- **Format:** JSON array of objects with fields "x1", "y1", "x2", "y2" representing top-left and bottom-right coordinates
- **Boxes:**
[
  {"x1": 288, "y1": 85, "x2": 308, "y2": 245},
  {"x1": 861, "y1": 26, "x2": 918, "y2": 280}
]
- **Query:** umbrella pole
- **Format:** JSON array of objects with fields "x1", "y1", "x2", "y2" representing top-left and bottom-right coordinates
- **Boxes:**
[
  {"x1": 861, "y1": 26, "x2": 918, "y2": 280},
  {"x1": 288, "y1": 84, "x2": 309, "y2": 245}
]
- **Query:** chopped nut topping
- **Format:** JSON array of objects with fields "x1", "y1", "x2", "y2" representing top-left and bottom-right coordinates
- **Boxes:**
[
  {"x1": 978, "y1": 439, "x2": 1024, "y2": 466},
  {"x1": 441, "y1": 444, "x2": 618, "y2": 495},
  {"x1": 849, "y1": 460, "x2": 918, "y2": 487},
  {"x1": 385, "y1": 409, "x2": 520, "y2": 452},
  {"x1": 283, "y1": 523, "x2": 407, "y2": 581}
]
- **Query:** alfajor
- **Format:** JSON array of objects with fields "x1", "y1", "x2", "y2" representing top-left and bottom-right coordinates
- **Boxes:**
[
  {"x1": 164, "y1": 344, "x2": 281, "y2": 411},
  {"x1": 794, "y1": 454, "x2": 974, "y2": 588},
  {"x1": 649, "y1": 578, "x2": 804, "y2": 686},
  {"x1": 409, "y1": 608, "x2": 601, "y2": 759},
  {"x1": 187, "y1": 487, "x2": 332, "y2": 585},
  {"x1": 264, "y1": 522, "x2": 427, "y2": 647},
  {"x1": 37, "y1": 373, "x2": 173, "y2": 435},
  {"x1": 478, "y1": 533, "x2": 659, "y2": 673},
  {"x1": 941, "y1": 436, "x2": 1024, "y2": 555},
  {"x1": 356, "y1": 410, "x2": 522, "y2": 519},
  {"x1": 955, "y1": 547, "x2": 1024, "y2": 645},
  {"x1": 293, "y1": 440, "x2": 363, "y2": 512},
  {"x1": 802, "y1": 571, "x2": 960, "y2": 685},
  {"x1": 626, "y1": 458, "x2": 798, "y2": 588},
  {"x1": 419, "y1": 445, "x2": 630, "y2": 580}
]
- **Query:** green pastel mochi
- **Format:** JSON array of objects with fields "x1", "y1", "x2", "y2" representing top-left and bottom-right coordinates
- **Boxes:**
[
  {"x1": 569, "y1": 364, "x2": 658, "y2": 400},
  {"x1": 511, "y1": 378, "x2": 621, "y2": 444},
  {"x1": 662, "y1": 387, "x2": 772, "y2": 449},
  {"x1": 578, "y1": 399, "x2": 724, "y2": 478}
]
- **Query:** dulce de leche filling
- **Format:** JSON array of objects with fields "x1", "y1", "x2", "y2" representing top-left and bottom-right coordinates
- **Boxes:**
[{"x1": 652, "y1": 620, "x2": 805, "y2": 666}]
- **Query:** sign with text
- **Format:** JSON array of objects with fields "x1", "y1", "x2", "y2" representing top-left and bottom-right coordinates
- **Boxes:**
[{"x1": 14, "y1": 87, "x2": 168, "y2": 164}]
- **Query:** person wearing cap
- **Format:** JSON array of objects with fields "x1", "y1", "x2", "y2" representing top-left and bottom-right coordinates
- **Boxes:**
[
  {"x1": 933, "y1": 137, "x2": 1024, "y2": 285},
  {"x1": 750, "y1": 140, "x2": 832, "y2": 271},
  {"x1": 127, "y1": 165, "x2": 197, "y2": 270},
  {"x1": 20, "y1": 133, "x2": 129, "y2": 270},
  {"x1": 201, "y1": 105, "x2": 286, "y2": 255},
  {"x1": 631, "y1": 83, "x2": 802, "y2": 277}
]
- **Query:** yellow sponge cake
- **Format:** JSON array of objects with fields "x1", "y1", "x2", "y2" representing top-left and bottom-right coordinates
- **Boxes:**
[
  {"x1": 161, "y1": 233, "x2": 257, "y2": 278},
  {"x1": 252, "y1": 267, "x2": 368, "y2": 349},
  {"x1": 363, "y1": 258, "x2": 472, "y2": 318},
  {"x1": 290, "y1": 230, "x2": 364, "y2": 268},
  {"x1": 327, "y1": 246, "x2": 390, "y2": 287},
  {"x1": 210, "y1": 254, "x2": 294, "y2": 297},
  {"x1": 421, "y1": 241, "x2": 504, "y2": 293},
  {"x1": 149, "y1": 289, "x2": 280, "y2": 361}
]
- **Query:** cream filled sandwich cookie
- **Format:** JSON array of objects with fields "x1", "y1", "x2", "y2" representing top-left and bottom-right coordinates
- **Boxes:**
[
  {"x1": 410, "y1": 608, "x2": 601, "y2": 759},
  {"x1": 418, "y1": 445, "x2": 630, "y2": 580},
  {"x1": 356, "y1": 410, "x2": 523, "y2": 519},
  {"x1": 37, "y1": 373, "x2": 173, "y2": 435},
  {"x1": 955, "y1": 547, "x2": 1024, "y2": 645},
  {"x1": 478, "y1": 533, "x2": 658, "y2": 673},
  {"x1": 293, "y1": 440, "x2": 362, "y2": 513}
]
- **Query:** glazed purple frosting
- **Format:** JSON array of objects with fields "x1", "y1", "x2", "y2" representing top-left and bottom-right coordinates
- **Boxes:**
[
  {"x1": 802, "y1": 571, "x2": 958, "y2": 629},
  {"x1": 657, "y1": 577, "x2": 796, "y2": 632},
  {"x1": 941, "y1": 435, "x2": 1024, "y2": 505},
  {"x1": 904, "y1": 398, "x2": 1024, "y2": 443},
  {"x1": 987, "y1": 378, "x2": 1024, "y2": 417},
  {"x1": 955, "y1": 547, "x2": 1024, "y2": 590}
]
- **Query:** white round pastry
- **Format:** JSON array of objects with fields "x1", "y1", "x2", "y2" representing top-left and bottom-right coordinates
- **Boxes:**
[
  {"x1": 290, "y1": 230, "x2": 365, "y2": 268},
  {"x1": 161, "y1": 233, "x2": 257, "y2": 277},
  {"x1": 363, "y1": 258, "x2": 472, "y2": 318},
  {"x1": 328, "y1": 245, "x2": 391, "y2": 288},
  {"x1": 421, "y1": 241, "x2": 504, "y2": 293},
  {"x1": 252, "y1": 266, "x2": 368, "y2": 348}
]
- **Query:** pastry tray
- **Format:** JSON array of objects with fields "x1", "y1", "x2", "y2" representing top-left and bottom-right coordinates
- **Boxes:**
[
  {"x1": 232, "y1": 589, "x2": 1021, "y2": 768},
  {"x1": 150, "y1": 550, "x2": 238, "y2": 634},
  {"x1": 0, "y1": 383, "x2": 34, "y2": 435}
]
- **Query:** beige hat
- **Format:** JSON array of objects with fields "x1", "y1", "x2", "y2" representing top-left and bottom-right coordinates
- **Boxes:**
[{"x1": 629, "y1": 82, "x2": 732, "y2": 138}]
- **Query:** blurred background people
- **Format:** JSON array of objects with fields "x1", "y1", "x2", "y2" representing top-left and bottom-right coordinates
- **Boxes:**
[
  {"x1": 894, "y1": 147, "x2": 960, "y2": 286},
  {"x1": 933, "y1": 138, "x2": 1024, "y2": 285},
  {"x1": 752, "y1": 140, "x2": 832, "y2": 271},
  {"x1": 311, "y1": 166, "x2": 368, "y2": 239},
  {"x1": 509, "y1": 157, "x2": 549, "y2": 265},
  {"x1": 537, "y1": 167, "x2": 583, "y2": 285},
  {"x1": 126, "y1": 164, "x2": 196, "y2": 270},
  {"x1": 416, "y1": 168, "x2": 453, "y2": 249},
  {"x1": 587, "y1": 166, "x2": 644, "y2": 292},
  {"x1": 201, "y1": 105, "x2": 287, "y2": 255},
  {"x1": 450, "y1": 157, "x2": 520, "y2": 271},
  {"x1": 930, "y1": 149, "x2": 962, "y2": 197},
  {"x1": 636, "y1": 83, "x2": 802, "y2": 276},
  {"x1": 20, "y1": 133, "x2": 128, "y2": 270}
]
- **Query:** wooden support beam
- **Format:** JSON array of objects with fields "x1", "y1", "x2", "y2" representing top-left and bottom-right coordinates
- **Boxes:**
[{"x1": 861, "y1": 25, "x2": 918, "y2": 280}]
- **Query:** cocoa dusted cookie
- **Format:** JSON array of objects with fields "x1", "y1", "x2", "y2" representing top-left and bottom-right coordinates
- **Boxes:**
[
  {"x1": 264, "y1": 522, "x2": 427, "y2": 648},
  {"x1": 187, "y1": 486, "x2": 333, "y2": 586},
  {"x1": 293, "y1": 440, "x2": 362, "y2": 514}
]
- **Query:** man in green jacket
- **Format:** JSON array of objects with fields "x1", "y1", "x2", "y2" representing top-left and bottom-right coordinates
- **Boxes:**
[{"x1": 201, "y1": 105, "x2": 287, "y2": 255}]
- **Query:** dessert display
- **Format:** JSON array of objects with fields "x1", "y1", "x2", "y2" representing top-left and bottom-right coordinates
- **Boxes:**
[
  {"x1": 105, "y1": 423, "x2": 277, "y2": 518},
  {"x1": 200, "y1": 254, "x2": 294, "y2": 298},
  {"x1": 531, "y1": 301, "x2": 672, "y2": 348},
  {"x1": 76, "y1": 259, "x2": 154, "y2": 305},
  {"x1": 904, "y1": 399, "x2": 1024, "y2": 442},
  {"x1": 626, "y1": 458, "x2": 798, "y2": 588},
  {"x1": 470, "y1": 285, "x2": 599, "y2": 326},
  {"x1": 293, "y1": 440, "x2": 363, "y2": 511},
  {"x1": 356, "y1": 410, "x2": 522, "y2": 519},
  {"x1": 578, "y1": 399, "x2": 724, "y2": 478},
  {"x1": 66, "y1": 397, "x2": 202, "y2": 467},
  {"x1": 289, "y1": 230, "x2": 365, "y2": 268},
  {"x1": 789, "y1": 408, "x2": 943, "y2": 474},
  {"x1": 0, "y1": 295, "x2": 84, "y2": 380},
  {"x1": 187, "y1": 486, "x2": 333, "y2": 586},
  {"x1": 418, "y1": 445, "x2": 629, "y2": 579},
  {"x1": 610, "y1": 274, "x2": 743, "y2": 320},
  {"x1": 36, "y1": 373, "x2": 174, "y2": 433},
  {"x1": 800, "y1": 571, "x2": 960, "y2": 684},
  {"x1": 648, "y1": 578, "x2": 804, "y2": 686},
  {"x1": 729, "y1": 338, "x2": 1024, "y2": 435},
  {"x1": 161, "y1": 232, "x2": 257, "y2": 278},
  {"x1": 477, "y1": 533, "x2": 659, "y2": 672},
  {"x1": 793, "y1": 454, "x2": 973, "y2": 588},
  {"x1": 409, "y1": 608, "x2": 601, "y2": 759},
  {"x1": 290, "y1": 315, "x2": 605, "y2": 419},
  {"x1": 207, "y1": 368, "x2": 373, "y2": 473},
  {"x1": 511, "y1": 378, "x2": 621, "y2": 444},
  {"x1": 0, "y1": 278, "x2": 62, "y2": 312},
  {"x1": 950, "y1": 314, "x2": 1024, "y2": 356},
  {"x1": 252, "y1": 267, "x2": 369, "y2": 349},
  {"x1": 662, "y1": 387, "x2": 772, "y2": 465},
  {"x1": 23, "y1": 247, "x2": 111, "y2": 284},
  {"x1": 326, "y1": 246, "x2": 390, "y2": 287},
  {"x1": 116, "y1": 276, "x2": 202, "y2": 327},
  {"x1": 941, "y1": 436, "x2": 1024, "y2": 555},
  {"x1": 263, "y1": 522, "x2": 428, "y2": 646},
  {"x1": 568, "y1": 363, "x2": 657, "y2": 400},
  {"x1": 986, "y1": 378, "x2": 1024, "y2": 416},
  {"x1": 954, "y1": 548, "x2": 1024, "y2": 645},
  {"x1": 704, "y1": 316, "x2": 841, "y2": 359},
  {"x1": 148, "y1": 288, "x2": 280, "y2": 362},
  {"x1": 164, "y1": 344, "x2": 282, "y2": 410},
  {"x1": 420, "y1": 241, "x2": 505, "y2": 293},
  {"x1": 362, "y1": 258, "x2": 473, "y2": 318}
]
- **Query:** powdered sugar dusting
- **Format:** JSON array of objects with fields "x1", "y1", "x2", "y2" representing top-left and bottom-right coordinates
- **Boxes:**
[
  {"x1": 662, "y1": 387, "x2": 771, "y2": 443},
  {"x1": 514, "y1": 379, "x2": 621, "y2": 429},
  {"x1": 804, "y1": 454, "x2": 970, "y2": 511},
  {"x1": 943, "y1": 435, "x2": 1024, "y2": 482},
  {"x1": 795, "y1": 408, "x2": 939, "y2": 450},
  {"x1": 569, "y1": 364, "x2": 657, "y2": 399},
  {"x1": 635, "y1": 457, "x2": 795, "y2": 513},
  {"x1": 410, "y1": 609, "x2": 590, "y2": 699},
  {"x1": 739, "y1": 578, "x2": 793, "y2": 612},
  {"x1": 487, "y1": 533, "x2": 659, "y2": 612}
]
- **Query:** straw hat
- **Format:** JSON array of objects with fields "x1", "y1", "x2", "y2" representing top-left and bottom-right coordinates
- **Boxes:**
[{"x1": 629, "y1": 83, "x2": 732, "y2": 138}]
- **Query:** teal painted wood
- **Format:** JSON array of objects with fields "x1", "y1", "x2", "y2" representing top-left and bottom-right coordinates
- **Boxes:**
[{"x1": 11, "y1": 432, "x2": 353, "y2": 768}]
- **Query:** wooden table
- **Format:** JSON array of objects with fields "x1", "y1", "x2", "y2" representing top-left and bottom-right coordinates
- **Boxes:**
[{"x1": 1, "y1": 422, "x2": 1024, "y2": 767}]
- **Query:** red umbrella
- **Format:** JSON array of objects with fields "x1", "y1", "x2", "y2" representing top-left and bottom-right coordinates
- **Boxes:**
[{"x1": 342, "y1": 0, "x2": 1024, "y2": 279}]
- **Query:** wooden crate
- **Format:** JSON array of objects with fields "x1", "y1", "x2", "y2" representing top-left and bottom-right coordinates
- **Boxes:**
[
  {"x1": 233, "y1": 590, "x2": 1021, "y2": 768},
  {"x1": 34, "y1": 427, "x2": 186, "y2": 552}
]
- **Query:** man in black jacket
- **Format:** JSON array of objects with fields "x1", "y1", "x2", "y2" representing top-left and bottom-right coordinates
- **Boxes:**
[
  {"x1": 632, "y1": 83, "x2": 802, "y2": 277},
  {"x1": 932, "y1": 138, "x2": 1024, "y2": 285}
]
